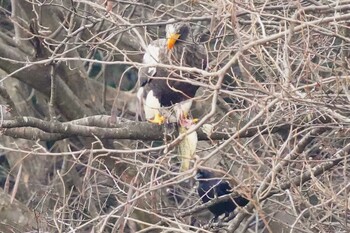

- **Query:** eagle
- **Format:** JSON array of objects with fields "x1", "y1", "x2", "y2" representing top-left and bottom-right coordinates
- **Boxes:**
[
  {"x1": 137, "y1": 22, "x2": 207, "y2": 126},
  {"x1": 137, "y1": 22, "x2": 206, "y2": 171}
]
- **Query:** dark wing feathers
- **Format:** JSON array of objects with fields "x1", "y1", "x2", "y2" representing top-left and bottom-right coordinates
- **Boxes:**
[
  {"x1": 196, "y1": 170, "x2": 249, "y2": 220},
  {"x1": 139, "y1": 34, "x2": 207, "y2": 107},
  {"x1": 215, "y1": 180, "x2": 232, "y2": 196}
]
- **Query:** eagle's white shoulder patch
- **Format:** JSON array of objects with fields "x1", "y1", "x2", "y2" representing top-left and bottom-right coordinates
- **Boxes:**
[
  {"x1": 143, "y1": 44, "x2": 160, "y2": 64},
  {"x1": 143, "y1": 44, "x2": 160, "y2": 77}
]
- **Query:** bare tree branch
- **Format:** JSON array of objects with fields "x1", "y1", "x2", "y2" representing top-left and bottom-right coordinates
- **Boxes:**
[{"x1": 0, "y1": 115, "x2": 295, "y2": 141}]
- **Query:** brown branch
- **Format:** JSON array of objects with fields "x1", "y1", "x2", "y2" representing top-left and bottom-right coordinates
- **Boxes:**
[
  {"x1": 227, "y1": 127, "x2": 330, "y2": 232},
  {"x1": 226, "y1": 142, "x2": 350, "y2": 233},
  {"x1": 0, "y1": 115, "x2": 294, "y2": 141},
  {"x1": 49, "y1": 64, "x2": 57, "y2": 121},
  {"x1": 178, "y1": 142, "x2": 350, "y2": 231},
  {"x1": 177, "y1": 190, "x2": 248, "y2": 218}
]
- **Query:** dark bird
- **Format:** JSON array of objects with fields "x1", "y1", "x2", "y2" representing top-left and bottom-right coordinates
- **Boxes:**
[
  {"x1": 137, "y1": 21, "x2": 207, "y2": 126},
  {"x1": 196, "y1": 169, "x2": 249, "y2": 222}
]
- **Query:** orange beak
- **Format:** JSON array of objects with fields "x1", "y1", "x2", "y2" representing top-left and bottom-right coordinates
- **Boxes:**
[{"x1": 167, "y1": 33, "x2": 181, "y2": 50}]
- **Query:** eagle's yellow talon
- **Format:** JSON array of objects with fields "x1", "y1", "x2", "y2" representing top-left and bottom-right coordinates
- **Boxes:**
[{"x1": 149, "y1": 113, "x2": 165, "y2": 125}]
